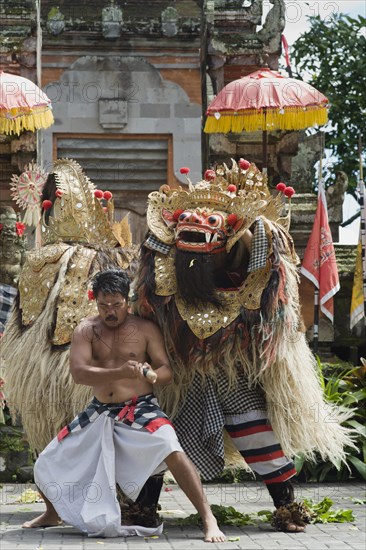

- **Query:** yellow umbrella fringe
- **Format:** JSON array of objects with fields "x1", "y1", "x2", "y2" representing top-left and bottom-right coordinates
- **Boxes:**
[
  {"x1": 0, "y1": 108, "x2": 54, "y2": 135},
  {"x1": 204, "y1": 106, "x2": 328, "y2": 133}
]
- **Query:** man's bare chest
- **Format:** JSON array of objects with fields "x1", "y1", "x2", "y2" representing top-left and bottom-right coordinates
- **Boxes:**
[{"x1": 91, "y1": 326, "x2": 144, "y2": 362}]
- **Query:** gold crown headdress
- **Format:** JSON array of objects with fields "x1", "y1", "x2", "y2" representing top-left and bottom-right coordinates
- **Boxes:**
[
  {"x1": 40, "y1": 159, "x2": 131, "y2": 247},
  {"x1": 147, "y1": 159, "x2": 293, "y2": 252}
]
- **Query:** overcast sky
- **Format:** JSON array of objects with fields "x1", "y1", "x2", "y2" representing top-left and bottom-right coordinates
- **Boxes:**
[
  {"x1": 278, "y1": 0, "x2": 365, "y2": 46},
  {"x1": 262, "y1": 0, "x2": 365, "y2": 244}
]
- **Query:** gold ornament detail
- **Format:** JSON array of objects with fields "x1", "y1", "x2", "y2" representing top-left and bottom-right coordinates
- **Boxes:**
[
  {"x1": 53, "y1": 246, "x2": 97, "y2": 345},
  {"x1": 19, "y1": 243, "x2": 71, "y2": 325},
  {"x1": 154, "y1": 250, "x2": 177, "y2": 296},
  {"x1": 10, "y1": 162, "x2": 48, "y2": 226},
  {"x1": 41, "y1": 159, "x2": 130, "y2": 248},
  {"x1": 174, "y1": 260, "x2": 272, "y2": 339}
]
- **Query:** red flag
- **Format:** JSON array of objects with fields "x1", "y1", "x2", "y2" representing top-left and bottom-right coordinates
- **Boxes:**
[{"x1": 301, "y1": 184, "x2": 340, "y2": 322}]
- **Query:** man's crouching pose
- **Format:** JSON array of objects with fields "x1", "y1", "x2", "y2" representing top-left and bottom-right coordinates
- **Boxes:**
[{"x1": 24, "y1": 269, "x2": 225, "y2": 542}]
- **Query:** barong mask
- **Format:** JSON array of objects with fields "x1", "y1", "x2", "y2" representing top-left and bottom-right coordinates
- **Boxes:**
[
  {"x1": 142, "y1": 159, "x2": 296, "y2": 338},
  {"x1": 147, "y1": 159, "x2": 284, "y2": 254}
]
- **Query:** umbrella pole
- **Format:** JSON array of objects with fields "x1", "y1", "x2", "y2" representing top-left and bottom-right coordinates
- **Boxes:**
[
  {"x1": 313, "y1": 288, "x2": 320, "y2": 354},
  {"x1": 36, "y1": 0, "x2": 42, "y2": 165},
  {"x1": 262, "y1": 130, "x2": 268, "y2": 175}
]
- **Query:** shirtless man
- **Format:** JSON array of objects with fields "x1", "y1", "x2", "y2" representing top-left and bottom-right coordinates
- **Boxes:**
[{"x1": 24, "y1": 269, "x2": 225, "y2": 542}]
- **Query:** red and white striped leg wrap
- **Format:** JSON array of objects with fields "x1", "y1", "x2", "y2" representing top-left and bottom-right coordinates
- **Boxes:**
[{"x1": 224, "y1": 410, "x2": 297, "y2": 485}]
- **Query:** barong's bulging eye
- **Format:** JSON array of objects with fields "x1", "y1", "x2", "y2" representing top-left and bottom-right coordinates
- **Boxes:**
[
  {"x1": 178, "y1": 211, "x2": 192, "y2": 222},
  {"x1": 207, "y1": 215, "x2": 222, "y2": 228}
]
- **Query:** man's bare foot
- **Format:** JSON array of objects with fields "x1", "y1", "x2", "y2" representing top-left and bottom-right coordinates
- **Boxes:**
[
  {"x1": 22, "y1": 511, "x2": 62, "y2": 529},
  {"x1": 203, "y1": 517, "x2": 226, "y2": 542}
]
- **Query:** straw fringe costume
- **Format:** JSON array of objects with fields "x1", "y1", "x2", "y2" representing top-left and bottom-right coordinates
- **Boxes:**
[
  {"x1": 133, "y1": 160, "x2": 354, "y2": 529},
  {"x1": 2, "y1": 160, "x2": 169, "y2": 530},
  {"x1": 34, "y1": 394, "x2": 182, "y2": 537},
  {"x1": 2, "y1": 159, "x2": 135, "y2": 453}
]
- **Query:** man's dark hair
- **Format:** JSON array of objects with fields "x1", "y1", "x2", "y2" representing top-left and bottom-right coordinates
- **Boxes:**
[{"x1": 92, "y1": 269, "x2": 130, "y2": 299}]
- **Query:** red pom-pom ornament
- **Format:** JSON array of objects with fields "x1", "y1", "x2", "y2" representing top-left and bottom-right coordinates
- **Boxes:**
[
  {"x1": 284, "y1": 186, "x2": 295, "y2": 198},
  {"x1": 227, "y1": 184, "x2": 237, "y2": 193},
  {"x1": 276, "y1": 182, "x2": 286, "y2": 192},
  {"x1": 55, "y1": 189, "x2": 63, "y2": 198},
  {"x1": 94, "y1": 190, "x2": 104, "y2": 199},
  {"x1": 227, "y1": 213, "x2": 238, "y2": 226},
  {"x1": 204, "y1": 169, "x2": 216, "y2": 181},
  {"x1": 42, "y1": 200, "x2": 53, "y2": 210},
  {"x1": 15, "y1": 222, "x2": 26, "y2": 236},
  {"x1": 173, "y1": 208, "x2": 184, "y2": 221},
  {"x1": 239, "y1": 158, "x2": 251, "y2": 170},
  {"x1": 87, "y1": 290, "x2": 95, "y2": 301},
  {"x1": 103, "y1": 206, "x2": 108, "y2": 213},
  {"x1": 103, "y1": 191, "x2": 113, "y2": 200},
  {"x1": 180, "y1": 167, "x2": 190, "y2": 175}
]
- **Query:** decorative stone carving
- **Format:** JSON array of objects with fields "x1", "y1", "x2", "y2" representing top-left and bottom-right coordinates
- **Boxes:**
[
  {"x1": 161, "y1": 7, "x2": 179, "y2": 37},
  {"x1": 327, "y1": 171, "x2": 348, "y2": 223},
  {"x1": 98, "y1": 99, "x2": 128, "y2": 129},
  {"x1": 102, "y1": 1, "x2": 123, "y2": 40},
  {"x1": 0, "y1": 207, "x2": 26, "y2": 287},
  {"x1": 258, "y1": 0, "x2": 286, "y2": 54},
  {"x1": 46, "y1": 7, "x2": 65, "y2": 36}
]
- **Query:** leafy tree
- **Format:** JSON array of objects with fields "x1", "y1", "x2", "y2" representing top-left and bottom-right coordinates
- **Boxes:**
[{"x1": 292, "y1": 13, "x2": 366, "y2": 193}]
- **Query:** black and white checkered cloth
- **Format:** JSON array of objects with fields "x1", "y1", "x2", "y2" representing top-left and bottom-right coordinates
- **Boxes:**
[
  {"x1": 174, "y1": 369, "x2": 267, "y2": 480},
  {"x1": 144, "y1": 234, "x2": 171, "y2": 255},
  {"x1": 247, "y1": 218, "x2": 268, "y2": 273},
  {"x1": 0, "y1": 284, "x2": 17, "y2": 334},
  {"x1": 57, "y1": 394, "x2": 172, "y2": 441}
]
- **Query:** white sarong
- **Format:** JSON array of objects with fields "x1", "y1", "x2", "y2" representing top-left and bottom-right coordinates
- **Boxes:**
[{"x1": 34, "y1": 395, "x2": 183, "y2": 537}]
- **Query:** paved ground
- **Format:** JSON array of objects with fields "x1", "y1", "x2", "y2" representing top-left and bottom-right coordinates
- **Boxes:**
[{"x1": 1, "y1": 481, "x2": 365, "y2": 550}]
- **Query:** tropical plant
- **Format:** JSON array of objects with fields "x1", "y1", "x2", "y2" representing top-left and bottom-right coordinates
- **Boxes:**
[
  {"x1": 292, "y1": 13, "x2": 366, "y2": 192},
  {"x1": 294, "y1": 359, "x2": 366, "y2": 482},
  {"x1": 172, "y1": 499, "x2": 355, "y2": 527}
]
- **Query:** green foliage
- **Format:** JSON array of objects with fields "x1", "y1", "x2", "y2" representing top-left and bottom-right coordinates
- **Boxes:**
[
  {"x1": 304, "y1": 497, "x2": 355, "y2": 524},
  {"x1": 0, "y1": 428, "x2": 26, "y2": 453},
  {"x1": 0, "y1": 404, "x2": 12, "y2": 426},
  {"x1": 172, "y1": 500, "x2": 354, "y2": 527},
  {"x1": 292, "y1": 13, "x2": 366, "y2": 191},
  {"x1": 295, "y1": 359, "x2": 366, "y2": 482},
  {"x1": 181, "y1": 505, "x2": 257, "y2": 526}
]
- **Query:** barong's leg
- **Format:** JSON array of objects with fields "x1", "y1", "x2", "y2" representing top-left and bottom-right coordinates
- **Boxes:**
[
  {"x1": 136, "y1": 473, "x2": 164, "y2": 508},
  {"x1": 224, "y1": 411, "x2": 297, "y2": 484},
  {"x1": 225, "y1": 411, "x2": 311, "y2": 532},
  {"x1": 117, "y1": 474, "x2": 164, "y2": 528}
]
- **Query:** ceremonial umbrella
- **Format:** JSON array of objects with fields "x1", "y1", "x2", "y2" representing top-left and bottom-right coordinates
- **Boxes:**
[
  {"x1": 0, "y1": 71, "x2": 54, "y2": 135},
  {"x1": 204, "y1": 68, "x2": 328, "y2": 171}
]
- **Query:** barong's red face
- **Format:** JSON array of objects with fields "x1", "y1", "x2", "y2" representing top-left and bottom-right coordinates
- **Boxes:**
[
  {"x1": 96, "y1": 292, "x2": 128, "y2": 327},
  {"x1": 162, "y1": 207, "x2": 239, "y2": 254}
]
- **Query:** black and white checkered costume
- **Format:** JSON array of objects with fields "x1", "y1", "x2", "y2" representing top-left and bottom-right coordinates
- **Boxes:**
[
  {"x1": 174, "y1": 368, "x2": 267, "y2": 480},
  {"x1": 0, "y1": 283, "x2": 17, "y2": 333},
  {"x1": 248, "y1": 218, "x2": 268, "y2": 272}
]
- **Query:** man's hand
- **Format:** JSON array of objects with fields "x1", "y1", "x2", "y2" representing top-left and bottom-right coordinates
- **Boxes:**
[{"x1": 121, "y1": 360, "x2": 157, "y2": 383}]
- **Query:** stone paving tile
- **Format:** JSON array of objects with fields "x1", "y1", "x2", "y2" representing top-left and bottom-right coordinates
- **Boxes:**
[{"x1": 0, "y1": 482, "x2": 365, "y2": 550}]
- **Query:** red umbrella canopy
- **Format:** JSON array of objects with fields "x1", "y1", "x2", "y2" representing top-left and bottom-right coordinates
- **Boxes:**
[
  {"x1": 0, "y1": 71, "x2": 54, "y2": 135},
  {"x1": 204, "y1": 68, "x2": 328, "y2": 134}
]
